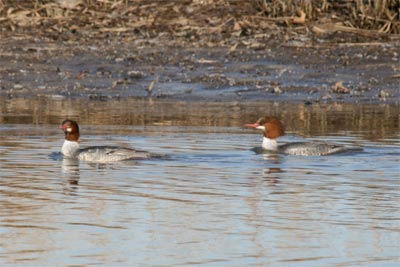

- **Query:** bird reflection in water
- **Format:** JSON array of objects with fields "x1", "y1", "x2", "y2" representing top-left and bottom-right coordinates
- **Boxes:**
[
  {"x1": 61, "y1": 158, "x2": 80, "y2": 193},
  {"x1": 260, "y1": 152, "x2": 284, "y2": 185}
]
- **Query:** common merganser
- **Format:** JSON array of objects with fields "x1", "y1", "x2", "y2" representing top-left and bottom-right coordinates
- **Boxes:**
[
  {"x1": 245, "y1": 116, "x2": 361, "y2": 156},
  {"x1": 60, "y1": 119, "x2": 159, "y2": 162}
]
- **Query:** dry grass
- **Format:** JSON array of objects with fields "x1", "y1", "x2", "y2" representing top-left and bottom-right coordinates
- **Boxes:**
[
  {"x1": 0, "y1": 0, "x2": 398, "y2": 44},
  {"x1": 253, "y1": 0, "x2": 399, "y2": 35}
]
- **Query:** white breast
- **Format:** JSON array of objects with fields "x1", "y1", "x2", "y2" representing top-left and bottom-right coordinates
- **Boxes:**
[
  {"x1": 262, "y1": 137, "x2": 278, "y2": 151},
  {"x1": 61, "y1": 140, "x2": 80, "y2": 158}
]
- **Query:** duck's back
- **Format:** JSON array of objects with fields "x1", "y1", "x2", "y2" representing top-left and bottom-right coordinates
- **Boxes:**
[
  {"x1": 78, "y1": 146, "x2": 154, "y2": 162},
  {"x1": 279, "y1": 142, "x2": 348, "y2": 156}
]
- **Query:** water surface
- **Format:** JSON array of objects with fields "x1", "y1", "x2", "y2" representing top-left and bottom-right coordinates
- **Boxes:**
[{"x1": 0, "y1": 98, "x2": 399, "y2": 266}]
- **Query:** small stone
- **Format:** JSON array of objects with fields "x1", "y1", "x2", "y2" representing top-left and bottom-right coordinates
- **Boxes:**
[
  {"x1": 273, "y1": 86, "x2": 282, "y2": 95},
  {"x1": 378, "y1": 90, "x2": 390, "y2": 99}
]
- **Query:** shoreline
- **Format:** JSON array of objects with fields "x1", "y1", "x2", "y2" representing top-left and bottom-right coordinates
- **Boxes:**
[{"x1": 1, "y1": 41, "x2": 399, "y2": 105}]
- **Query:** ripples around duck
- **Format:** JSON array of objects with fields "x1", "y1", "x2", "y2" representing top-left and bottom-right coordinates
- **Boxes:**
[{"x1": 0, "y1": 99, "x2": 399, "y2": 266}]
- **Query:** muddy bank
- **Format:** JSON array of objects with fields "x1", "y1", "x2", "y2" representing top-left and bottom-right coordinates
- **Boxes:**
[
  {"x1": 0, "y1": 1, "x2": 399, "y2": 104},
  {"x1": 1, "y1": 37, "x2": 399, "y2": 104}
]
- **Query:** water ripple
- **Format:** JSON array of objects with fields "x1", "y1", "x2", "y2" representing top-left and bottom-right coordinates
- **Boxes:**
[{"x1": 0, "y1": 124, "x2": 399, "y2": 267}]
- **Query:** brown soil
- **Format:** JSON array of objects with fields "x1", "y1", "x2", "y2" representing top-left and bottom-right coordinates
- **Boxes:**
[{"x1": 0, "y1": 0, "x2": 399, "y2": 104}]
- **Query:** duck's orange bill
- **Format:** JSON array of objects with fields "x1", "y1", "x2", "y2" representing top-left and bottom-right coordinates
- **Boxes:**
[{"x1": 244, "y1": 123, "x2": 259, "y2": 128}]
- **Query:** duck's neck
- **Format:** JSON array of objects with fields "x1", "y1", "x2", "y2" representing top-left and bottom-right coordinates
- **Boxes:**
[
  {"x1": 262, "y1": 136, "x2": 278, "y2": 151},
  {"x1": 61, "y1": 140, "x2": 80, "y2": 157}
]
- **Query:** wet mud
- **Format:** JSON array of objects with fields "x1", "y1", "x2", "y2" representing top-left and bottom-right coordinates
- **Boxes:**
[
  {"x1": 1, "y1": 1, "x2": 399, "y2": 105},
  {"x1": 0, "y1": 37, "x2": 399, "y2": 104}
]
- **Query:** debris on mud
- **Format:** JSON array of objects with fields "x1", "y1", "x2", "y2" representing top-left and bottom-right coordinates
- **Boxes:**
[
  {"x1": 1, "y1": 0, "x2": 399, "y2": 44},
  {"x1": 0, "y1": 1, "x2": 399, "y2": 104},
  {"x1": 333, "y1": 81, "x2": 350, "y2": 94}
]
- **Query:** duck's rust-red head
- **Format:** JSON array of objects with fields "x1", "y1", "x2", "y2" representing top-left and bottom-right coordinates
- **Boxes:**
[
  {"x1": 60, "y1": 119, "x2": 80, "y2": 141},
  {"x1": 245, "y1": 116, "x2": 285, "y2": 139}
]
